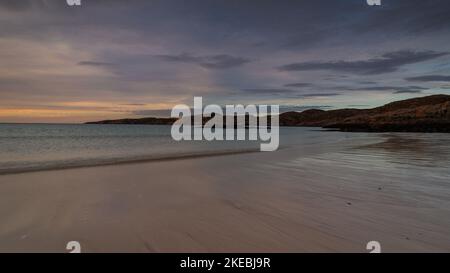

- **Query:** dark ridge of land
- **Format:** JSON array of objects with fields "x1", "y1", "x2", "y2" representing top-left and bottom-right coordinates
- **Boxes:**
[
  {"x1": 280, "y1": 94, "x2": 450, "y2": 132},
  {"x1": 85, "y1": 117, "x2": 177, "y2": 125},
  {"x1": 86, "y1": 94, "x2": 450, "y2": 132}
]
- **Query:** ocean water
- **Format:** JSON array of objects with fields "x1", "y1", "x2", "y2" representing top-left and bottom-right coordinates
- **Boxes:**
[
  {"x1": 0, "y1": 124, "x2": 256, "y2": 174},
  {"x1": 1, "y1": 123, "x2": 450, "y2": 176}
]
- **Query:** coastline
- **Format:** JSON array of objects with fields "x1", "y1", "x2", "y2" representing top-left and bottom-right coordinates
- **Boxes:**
[{"x1": 85, "y1": 95, "x2": 450, "y2": 133}]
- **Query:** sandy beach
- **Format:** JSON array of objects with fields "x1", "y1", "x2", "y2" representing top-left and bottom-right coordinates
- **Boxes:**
[{"x1": 1, "y1": 134, "x2": 450, "y2": 253}]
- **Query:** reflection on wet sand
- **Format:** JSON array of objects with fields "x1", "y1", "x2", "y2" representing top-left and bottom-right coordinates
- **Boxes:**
[{"x1": 354, "y1": 134, "x2": 450, "y2": 167}]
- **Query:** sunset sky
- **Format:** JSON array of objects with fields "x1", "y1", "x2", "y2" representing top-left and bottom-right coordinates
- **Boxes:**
[{"x1": 1, "y1": 0, "x2": 450, "y2": 123}]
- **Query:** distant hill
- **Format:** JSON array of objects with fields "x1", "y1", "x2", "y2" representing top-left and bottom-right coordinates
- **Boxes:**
[
  {"x1": 86, "y1": 95, "x2": 450, "y2": 132},
  {"x1": 85, "y1": 117, "x2": 177, "y2": 125},
  {"x1": 280, "y1": 94, "x2": 450, "y2": 132}
]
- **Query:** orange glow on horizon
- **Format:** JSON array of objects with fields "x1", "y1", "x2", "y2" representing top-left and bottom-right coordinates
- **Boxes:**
[{"x1": 0, "y1": 101, "x2": 181, "y2": 123}]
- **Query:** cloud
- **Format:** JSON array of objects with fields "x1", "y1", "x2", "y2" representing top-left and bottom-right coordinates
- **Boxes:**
[
  {"x1": 0, "y1": 0, "x2": 33, "y2": 11},
  {"x1": 353, "y1": 0, "x2": 450, "y2": 35},
  {"x1": 278, "y1": 50, "x2": 449, "y2": 75},
  {"x1": 155, "y1": 53, "x2": 251, "y2": 69},
  {"x1": 2, "y1": 0, "x2": 450, "y2": 122},
  {"x1": 405, "y1": 75, "x2": 450, "y2": 82},
  {"x1": 353, "y1": 86, "x2": 427, "y2": 92},
  {"x1": 300, "y1": 93, "x2": 340, "y2": 97},
  {"x1": 358, "y1": 81, "x2": 377, "y2": 85},
  {"x1": 241, "y1": 88, "x2": 296, "y2": 94},
  {"x1": 283, "y1": 83, "x2": 312, "y2": 88},
  {"x1": 329, "y1": 85, "x2": 427, "y2": 94},
  {"x1": 393, "y1": 90, "x2": 423, "y2": 94},
  {"x1": 132, "y1": 109, "x2": 172, "y2": 117},
  {"x1": 120, "y1": 103, "x2": 147, "y2": 106},
  {"x1": 78, "y1": 61, "x2": 116, "y2": 67},
  {"x1": 240, "y1": 88, "x2": 339, "y2": 98}
]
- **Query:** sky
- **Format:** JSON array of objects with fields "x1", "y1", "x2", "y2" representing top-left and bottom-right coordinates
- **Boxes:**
[{"x1": 1, "y1": 0, "x2": 450, "y2": 123}]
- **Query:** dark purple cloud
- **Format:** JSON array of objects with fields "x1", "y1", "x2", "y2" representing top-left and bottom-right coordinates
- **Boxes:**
[
  {"x1": 278, "y1": 50, "x2": 448, "y2": 75},
  {"x1": 155, "y1": 53, "x2": 251, "y2": 69},
  {"x1": 406, "y1": 75, "x2": 450, "y2": 82}
]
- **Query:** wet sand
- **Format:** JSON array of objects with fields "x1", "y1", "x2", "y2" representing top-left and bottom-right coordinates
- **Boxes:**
[{"x1": 1, "y1": 138, "x2": 450, "y2": 252}]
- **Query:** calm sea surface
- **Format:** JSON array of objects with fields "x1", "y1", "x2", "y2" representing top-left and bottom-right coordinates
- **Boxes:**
[{"x1": 1, "y1": 124, "x2": 450, "y2": 175}]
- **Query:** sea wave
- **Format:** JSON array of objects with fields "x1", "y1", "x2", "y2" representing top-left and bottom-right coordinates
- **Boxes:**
[{"x1": 0, "y1": 148, "x2": 261, "y2": 175}]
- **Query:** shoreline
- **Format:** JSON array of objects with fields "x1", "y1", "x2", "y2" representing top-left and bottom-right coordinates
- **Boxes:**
[{"x1": 0, "y1": 148, "x2": 262, "y2": 176}]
